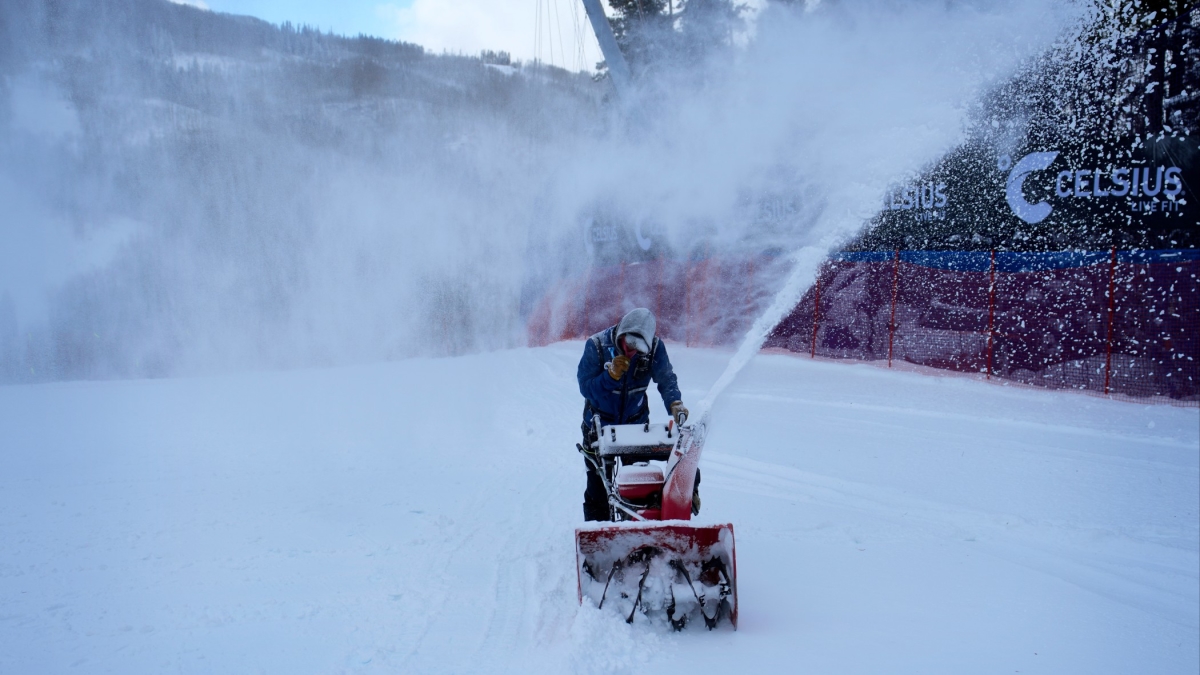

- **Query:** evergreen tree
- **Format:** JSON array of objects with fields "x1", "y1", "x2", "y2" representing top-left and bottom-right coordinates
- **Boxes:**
[
  {"x1": 608, "y1": 0, "x2": 676, "y2": 72},
  {"x1": 677, "y1": 0, "x2": 746, "y2": 62},
  {"x1": 605, "y1": 0, "x2": 745, "y2": 74}
]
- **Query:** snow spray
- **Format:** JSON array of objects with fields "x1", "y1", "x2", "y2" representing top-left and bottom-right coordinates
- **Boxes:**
[
  {"x1": 0, "y1": 0, "x2": 1080, "y2": 383},
  {"x1": 696, "y1": 244, "x2": 828, "y2": 415}
]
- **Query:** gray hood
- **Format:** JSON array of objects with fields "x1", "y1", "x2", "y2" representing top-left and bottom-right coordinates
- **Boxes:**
[{"x1": 616, "y1": 307, "x2": 657, "y2": 346}]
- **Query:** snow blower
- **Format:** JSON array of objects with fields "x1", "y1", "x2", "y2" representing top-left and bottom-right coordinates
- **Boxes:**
[{"x1": 575, "y1": 412, "x2": 738, "y2": 630}]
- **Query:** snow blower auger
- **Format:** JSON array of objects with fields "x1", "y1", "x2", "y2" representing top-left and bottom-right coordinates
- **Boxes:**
[{"x1": 575, "y1": 412, "x2": 738, "y2": 630}]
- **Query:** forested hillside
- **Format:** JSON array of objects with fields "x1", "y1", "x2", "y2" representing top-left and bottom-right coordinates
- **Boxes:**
[{"x1": 0, "y1": 0, "x2": 606, "y2": 382}]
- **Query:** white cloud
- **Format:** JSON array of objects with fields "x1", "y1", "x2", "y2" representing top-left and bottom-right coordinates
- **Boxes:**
[
  {"x1": 169, "y1": 0, "x2": 210, "y2": 9},
  {"x1": 377, "y1": 0, "x2": 600, "y2": 70}
]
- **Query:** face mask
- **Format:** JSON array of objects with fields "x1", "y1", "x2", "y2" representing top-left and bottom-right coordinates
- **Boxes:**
[{"x1": 620, "y1": 334, "x2": 649, "y2": 357}]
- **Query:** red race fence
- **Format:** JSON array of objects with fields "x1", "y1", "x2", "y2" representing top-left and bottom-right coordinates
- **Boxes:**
[
  {"x1": 528, "y1": 249, "x2": 1200, "y2": 405},
  {"x1": 527, "y1": 254, "x2": 789, "y2": 350}
]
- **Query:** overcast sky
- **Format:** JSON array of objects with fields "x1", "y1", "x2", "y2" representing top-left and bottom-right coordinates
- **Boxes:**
[{"x1": 183, "y1": 0, "x2": 604, "y2": 70}]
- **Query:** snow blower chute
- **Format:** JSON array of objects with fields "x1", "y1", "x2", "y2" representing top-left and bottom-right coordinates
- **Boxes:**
[{"x1": 575, "y1": 412, "x2": 738, "y2": 630}]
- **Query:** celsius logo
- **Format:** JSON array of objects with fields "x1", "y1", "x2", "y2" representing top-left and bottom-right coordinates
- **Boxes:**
[
  {"x1": 885, "y1": 181, "x2": 949, "y2": 222},
  {"x1": 1005, "y1": 151, "x2": 1186, "y2": 223},
  {"x1": 1005, "y1": 151, "x2": 1058, "y2": 224}
]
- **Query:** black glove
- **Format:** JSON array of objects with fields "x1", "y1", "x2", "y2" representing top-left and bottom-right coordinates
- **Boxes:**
[{"x1": 670, "y1": 401, "x2": 689, "y2": 425}]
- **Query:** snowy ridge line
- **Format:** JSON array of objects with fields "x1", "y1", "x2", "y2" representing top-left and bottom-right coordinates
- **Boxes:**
[
  {"x1": 702, "y1": 452, "x2": 1200, "y2": 629},
  {"x1": 728, "y1": 391, "x2": 1200, "y2": 453}
]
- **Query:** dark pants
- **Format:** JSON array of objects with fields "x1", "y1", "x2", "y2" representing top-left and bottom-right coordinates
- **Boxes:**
[
  {"x1": 583, "y1": 458, "x2": 610, "y2": 521},
  {"x1": 581, "y1": 423, "x2": 609, "y2": 521}
]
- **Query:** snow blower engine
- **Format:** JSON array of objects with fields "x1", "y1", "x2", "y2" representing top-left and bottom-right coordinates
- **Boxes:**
[{"x1": 575, "y1": 413, "x2": 738, "y2": 630}]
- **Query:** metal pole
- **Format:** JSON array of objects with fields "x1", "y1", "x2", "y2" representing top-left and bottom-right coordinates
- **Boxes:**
[
  {"x1": 810, "y1": 270, "x2": 821, "y2": 359},
  {"x1": 745, "y1": 257, "x2": 757, "y2": 337},
  {"x1": 685, "y1": 258, "x2": 692, "y2": 347},
  {"x1": 618, "y1": 261, "x2": 626, "y2": 323},
  {"x1": 888, "y1": 249, "x2": 900, "y2": 367},
  {"x1": 655, "y1": 256, "x2": 664, "y2": 326},
  {"x1": 580, "y1": 269, "x2": 594, "y2": 336},
  {"x1": 580, "y1": 0, "x2": 633, "y2": 99},
  {"x1": 699, "y1": 247, "x2": 713, "y2": 347},
  {"x1": 986, "y1": 249, "x2": 996, "y2": 379},
  {"x1": 1104, "y1": 246, "x2": 1118, "y2": 395}
]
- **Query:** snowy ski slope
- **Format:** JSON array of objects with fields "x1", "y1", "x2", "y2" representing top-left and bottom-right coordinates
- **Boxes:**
[{"x1": 1, "y1": 344, "x2": 1196, "y2": 674}]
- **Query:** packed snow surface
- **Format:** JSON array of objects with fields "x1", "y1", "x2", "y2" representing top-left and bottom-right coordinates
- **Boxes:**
[{"x1": 1, "y1": 344, "x2": 1197, "y2": 674}]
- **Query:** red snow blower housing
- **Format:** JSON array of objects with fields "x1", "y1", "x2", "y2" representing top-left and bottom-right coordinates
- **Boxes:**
[{"x1": 575, "y1": 413, "x2": 738, "y2": 630}]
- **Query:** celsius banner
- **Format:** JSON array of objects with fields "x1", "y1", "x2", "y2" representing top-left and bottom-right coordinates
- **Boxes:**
[{"x1": 866, "y1": 136, "x2": 1199, "y2": 252}]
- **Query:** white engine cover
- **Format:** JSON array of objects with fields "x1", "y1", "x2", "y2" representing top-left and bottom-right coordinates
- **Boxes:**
[{"x1": 597, "y1": 422, "x2": 678, "y2": 457}]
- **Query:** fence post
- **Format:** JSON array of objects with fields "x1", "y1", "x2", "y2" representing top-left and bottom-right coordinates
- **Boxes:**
[
  {"x1": 697, "y1": 254, "x2": 713, "y2": 347},
  {"x1": 986, "y1": 249, "x2": 997, "y2": 379},
  {"x1": 685, "y1": 259, "x2": 693, "y2": 347},
  {"x1": 1104, "y1": 246, "x2": 1118, "y2": 395},
  {"x1": 579, "y1": 269, "x2": 593, "y2": 337},
  {"x1": 888, "y1": 249, "x2": 900, "y2": 367},
  {"x1": 811, "y1": 267, "x2": 822, "y2": 359},
  {"x1": 617, "y1": 261, "x2": 626, "y2": 323},
  {"x1": 654, "y1": 256, "x2": 664, "y2": 326},
  {"x1": 746, "y1": 257, "x2": 757, "y2": 335}
]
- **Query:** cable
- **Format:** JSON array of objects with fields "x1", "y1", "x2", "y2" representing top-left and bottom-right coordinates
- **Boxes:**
[
  {"x1": 553, "y1": 0, "x2": 568, "y2": 69},
  {"x1": 572, "y1": 0, "x2": 587, "y2": 72},
  {"x1": 533, "y1": 0, "x2": 541, "y2": 65}
]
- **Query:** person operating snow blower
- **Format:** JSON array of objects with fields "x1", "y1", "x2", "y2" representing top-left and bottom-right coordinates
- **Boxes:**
[
  {"x1": 577, "y1": 307, "x2": 696, "y2": 521},
  {"x1": 572, "y1": 308, "x2": 737, "y2": 629}
]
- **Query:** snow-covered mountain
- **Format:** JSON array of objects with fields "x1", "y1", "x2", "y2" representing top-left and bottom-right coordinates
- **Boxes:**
[{"x1": 0, "y1": 0, "x2": 605, "y2": 383}]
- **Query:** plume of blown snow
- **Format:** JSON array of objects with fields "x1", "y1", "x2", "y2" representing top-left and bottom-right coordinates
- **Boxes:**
[{"x1": 0, "y1": 0, "x2": 1083, "y2": 380}]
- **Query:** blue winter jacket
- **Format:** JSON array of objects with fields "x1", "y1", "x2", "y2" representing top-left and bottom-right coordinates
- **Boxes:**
[{"x1": 577, "y1": 326, "x2": 682, "y2": 429}]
